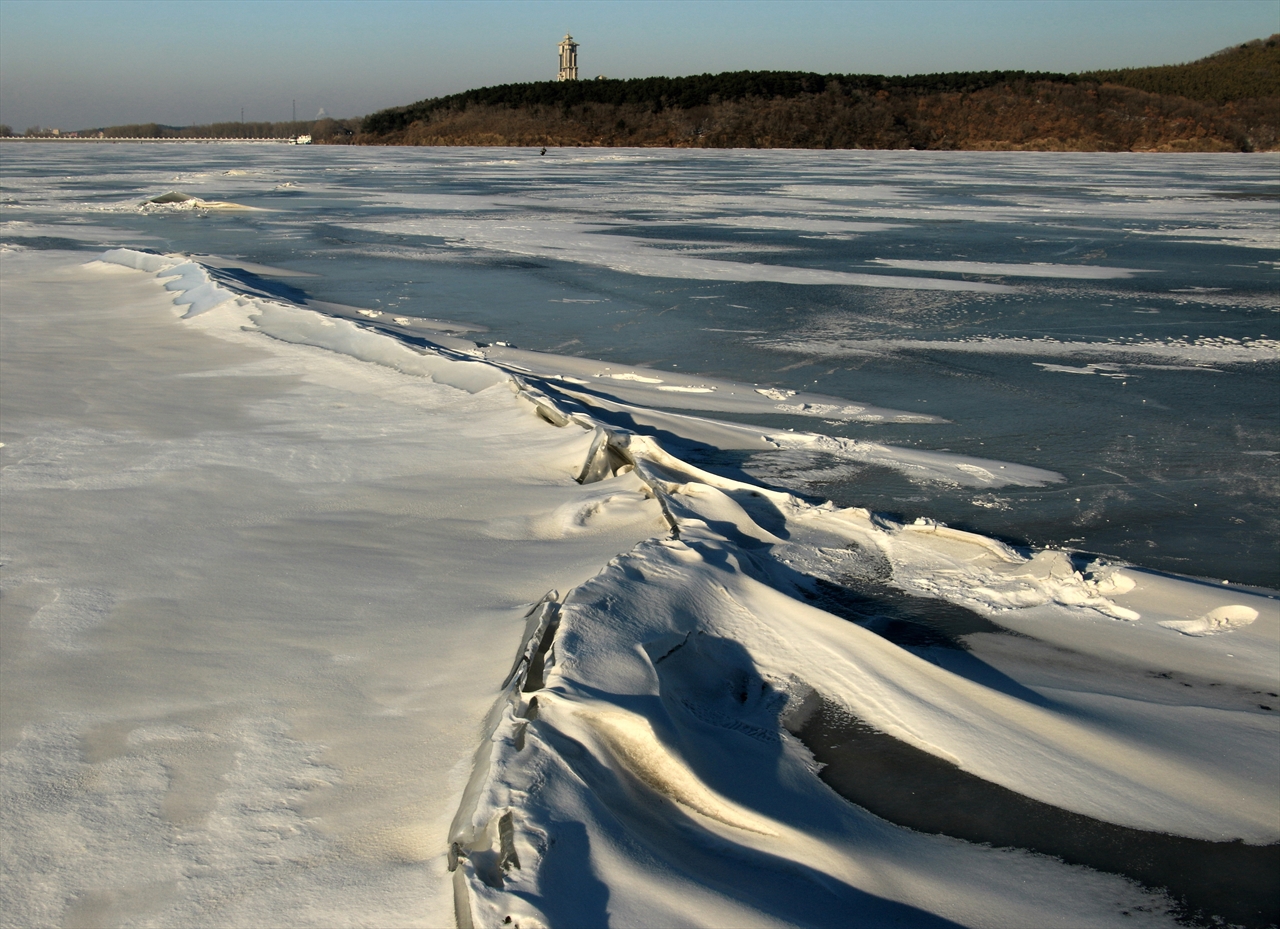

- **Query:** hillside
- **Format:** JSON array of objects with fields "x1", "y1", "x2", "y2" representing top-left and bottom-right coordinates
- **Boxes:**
[
  {"x1": 352, "y1": 37, "x2": 1279, "y2": 152},
  {"x1": 1084, "y1": 35, "x2": 1279, "y2": 102},
  {"x1": 360, "y1": 70, "x2": 1078, "y2": 136}
]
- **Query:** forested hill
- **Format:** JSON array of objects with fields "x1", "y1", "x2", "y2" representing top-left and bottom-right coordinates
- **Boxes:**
[
  {"x1": 361, "y1": 70, "x2": 1077, "y2": 136},
  {"x1": 353, "y1": 35, "x2": 1279, "y2": 152},
  {"x1": 1084, "y1": 35, "x2": 1280, "y2": 102}
]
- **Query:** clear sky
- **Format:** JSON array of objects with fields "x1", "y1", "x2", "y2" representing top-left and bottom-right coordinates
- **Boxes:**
[{"x1": 1, "y1": 0, "x2": 1276, "y2": 131}]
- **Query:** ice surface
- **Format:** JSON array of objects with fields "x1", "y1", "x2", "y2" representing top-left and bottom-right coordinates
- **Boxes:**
[
  {"x1": 341, "y1": 217, "x2": 1018, "y2": 293},
  {"x1": 3, "y1": 147, "x2": 1278, "y2": 929},
  {"x1": 764, "y1": 334, "x2": 1280, "y2": 365}
]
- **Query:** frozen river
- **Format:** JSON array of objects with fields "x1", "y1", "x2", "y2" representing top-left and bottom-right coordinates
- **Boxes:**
[
  {"x1": 1, "y1": 146, "x2": 1277, "y2": 928},
  {"x1": 4, "y1": 145, "x2": 1277, "y2": 586}
]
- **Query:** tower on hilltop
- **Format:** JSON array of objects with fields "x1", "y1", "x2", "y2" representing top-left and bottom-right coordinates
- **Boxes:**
[{"x1": 558, "y1": 34, "x2": 579, "y2": 81}]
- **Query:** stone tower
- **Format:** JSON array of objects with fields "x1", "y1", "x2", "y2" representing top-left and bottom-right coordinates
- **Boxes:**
[{"x1": 557, "y1": 34, "x2": 579, "y2": 81}]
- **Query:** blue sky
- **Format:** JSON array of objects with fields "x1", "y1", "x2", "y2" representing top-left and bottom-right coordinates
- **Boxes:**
[{"x1": 1, "y1": 0, "x2": 1276, "y2": 130}]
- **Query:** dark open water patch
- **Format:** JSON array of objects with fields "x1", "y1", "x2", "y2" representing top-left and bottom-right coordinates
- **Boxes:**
[
  {"x1": 789, "y1": 697, "x2": 1280, "y2": 929},
  {"x1": 2, "y1": 236, "x2": 99, "y2": 251}
]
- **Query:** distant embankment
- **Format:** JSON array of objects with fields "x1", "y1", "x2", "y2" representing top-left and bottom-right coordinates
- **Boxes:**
[
  {"x1": 5, "y1": 118, "x2": 362, "y2": 143},
  {"x1": 3, "y1": 137, "x2": 297, "y2": 144},
  {"x1": 353, "y1": 37, "x2": 1279, "y2": 152}
]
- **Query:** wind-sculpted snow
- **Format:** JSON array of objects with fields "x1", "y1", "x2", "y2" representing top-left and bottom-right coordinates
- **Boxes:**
[
  {"x1": 79, "y1": 248, "x2": 1280, "y2": 929},
  {"x1": 449, "y1": 452, "x2": 1277, "y2": 927}
]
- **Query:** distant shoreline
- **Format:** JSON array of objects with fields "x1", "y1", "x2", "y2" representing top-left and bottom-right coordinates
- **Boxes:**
[
  {"x1": 4, "y1": 137, "x2": 1276, "y2": 153},
  {"x1": 0, "y1": 137, "x2": 296, "y2": 144}
]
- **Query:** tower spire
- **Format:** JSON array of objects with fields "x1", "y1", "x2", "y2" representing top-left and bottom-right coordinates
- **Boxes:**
[{"x1": 557, "y1": 34, "x2": 579, "y2": 81}]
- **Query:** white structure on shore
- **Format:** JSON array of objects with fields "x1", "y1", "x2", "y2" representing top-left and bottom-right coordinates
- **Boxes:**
[{"x1": 557, "y1": 34, "x2": 579, "y2": 81}]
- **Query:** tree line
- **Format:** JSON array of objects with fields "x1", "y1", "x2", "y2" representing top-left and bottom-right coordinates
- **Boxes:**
[
  {"x1": 362, "y1": 70, "x2": 1079, "y2": 136},
  {"x1": 86, "y1": 118, "x2": 361, "y2": 140},
  {"x1": 4, "y1": 118, "x2": 362, "y2": 141}
]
